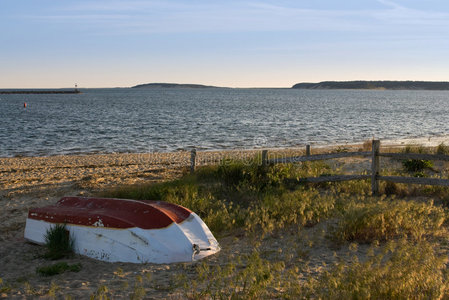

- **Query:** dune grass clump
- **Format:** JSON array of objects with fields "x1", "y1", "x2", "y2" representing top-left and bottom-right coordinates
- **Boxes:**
[
  {"x1": 0, "y1": 278, "x2": 11, "y2": 293},
  {"x1": 129, "y1": 275, "x2": 146, "y2": 300},
  {"x1": 329, "y1": 179, "x2": 371, "y2": 196},
  {"x1": 436, "y1": 142, "x2": 449, "y2": 155},
  {"x1": 90, "y1": 285, "x2": 111, "y2": 300},
  {"x1": 362, "y1": 139, "x2": 372, "y2": 151},
  {"x1": 300, "y1": 240, "x2": 449, "y2": 299},
  {"x1": 44, "y1": 224, "x2": 74, "y2": 260},
  {"x1": 36, "y1": 262, "x2": 82, "y2": 276},
  {"x1": 383, "y1": 181, "x2": 403, "y2": 196},
  {"x1": 296, "y1": 161, "x2": 334, "y2": 179},
  {"x1": 330, "y1": 198, "x2": 446, "y2": 243},
  {"x1": 245, "y1": 188, "x2": 336, "y2": 234},
  {"x1": 181, "y1": 250, "x2": 285, "y2": 299}
]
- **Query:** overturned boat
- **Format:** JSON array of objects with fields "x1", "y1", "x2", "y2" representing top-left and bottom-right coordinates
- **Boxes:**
[{"x1": 24, "y1": 197, "x2": 220, "y2": 263}]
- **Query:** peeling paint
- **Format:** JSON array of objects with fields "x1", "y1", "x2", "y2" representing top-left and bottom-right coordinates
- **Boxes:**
[{"x1": 93, "y1": 219, "x2": 104, "y2": 227}]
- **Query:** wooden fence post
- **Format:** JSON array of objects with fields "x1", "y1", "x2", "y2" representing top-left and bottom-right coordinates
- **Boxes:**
[
  {"x1": 371, "y1": 140, "x2": 380, "y2": 195},
  {"x1": 262, "y1": 150, "x2": 268, "y2": 167},
  {"x1": 306, "y1": 145, "x2": 311, "y2": 156},
  {"x1": 190, "y1": 149, "x2": 197, "y2": 174}
]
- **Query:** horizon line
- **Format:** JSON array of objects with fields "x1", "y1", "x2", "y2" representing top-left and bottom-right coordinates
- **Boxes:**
[{"x1": 3, "y1": 79, "x2": 449, "y2": 90}]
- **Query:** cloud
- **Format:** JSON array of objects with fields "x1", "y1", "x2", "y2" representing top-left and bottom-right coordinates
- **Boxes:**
[
  {"x1": 376, "y1": 0, "x2": 403, "y2": 9},
  {"x1": 20, "y1": 0, "x2": 449, "y2": 37},
  {"x1": 28, "y1": 1, "x2": 370, "y2": 33},
  {"x1": 375, "y1": 0, "x2": 449, "y2": 26}
]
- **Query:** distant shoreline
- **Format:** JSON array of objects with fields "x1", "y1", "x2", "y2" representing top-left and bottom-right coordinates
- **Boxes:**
[
  {"x1": 132, "y1": 83, "x2": 219, "y2": 89},
  {"x1": 292, "y1": 81, "x2": 449, "y2": 90}
]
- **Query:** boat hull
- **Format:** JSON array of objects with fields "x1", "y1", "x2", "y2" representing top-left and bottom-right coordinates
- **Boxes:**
[{"x1": 24, "y1": 197, "x2": 220, "y2": 263}]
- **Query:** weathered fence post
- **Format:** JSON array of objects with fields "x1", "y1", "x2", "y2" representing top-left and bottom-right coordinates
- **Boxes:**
[
  {"x1": 306, "y1": 145, "x2": 311, "y2": 156},
  {"x1": 371, "y1": 140, "x2": 380, "y2": 195},
  {"x1": 262, "y1": 150, "x2": 268, "y2": 167},
  {"x1": 190, "y1": 149, "x2": 197, "y2": 174}
]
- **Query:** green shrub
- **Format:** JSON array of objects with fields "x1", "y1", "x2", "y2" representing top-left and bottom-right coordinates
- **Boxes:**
[
  {"x1": 330, "y1": 199, "x2": 446, "y2": 243},
  {"x1": 300, "y1": 240, "x2": 449, "y2": 299},
  {"x1": 36, "y1": 262, "x2": 81, "y2": 276},
  {"x1": 402, "y1": 159, "x2": 433, "y2": 172},
  {"x1": 217, "y1": 159, "x2": 251, "y2": 187},
  {"x1": 44, "y1": 224, "x2": 74, "y2": 260},
  {"x1": 401, "y1": 145, "x2": 434, "y2": 172},
  {"x1": 216, "y1": 159, "x2": 299, "y2": 193}
]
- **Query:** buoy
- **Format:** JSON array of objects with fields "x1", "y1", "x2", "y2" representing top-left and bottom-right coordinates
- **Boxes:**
[{"x1": 24, "y1": 102, "x2": 27, "y2": 108}]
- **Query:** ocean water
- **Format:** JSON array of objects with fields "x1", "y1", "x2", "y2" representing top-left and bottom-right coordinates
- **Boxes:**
[{"x1": 0, "y1": 88, "x2": 449, "y2": 157}]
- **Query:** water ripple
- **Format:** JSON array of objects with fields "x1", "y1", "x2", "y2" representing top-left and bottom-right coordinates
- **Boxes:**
[{"x1": 1, "y1": 88, "x2": 449, "y2": 157}]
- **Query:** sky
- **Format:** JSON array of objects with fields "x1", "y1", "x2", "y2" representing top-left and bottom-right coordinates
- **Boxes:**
[{"x1": 1, "y1": 0, "x2": 449, "y2": 88}]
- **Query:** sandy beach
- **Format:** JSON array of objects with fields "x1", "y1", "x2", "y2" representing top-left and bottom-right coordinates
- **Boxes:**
[{"x1": 0, "y1": 143, "x2": 446, "y2": 298}]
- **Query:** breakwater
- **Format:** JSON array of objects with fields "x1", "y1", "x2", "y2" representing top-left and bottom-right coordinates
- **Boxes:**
[{"x1": 0, "y1": 90, "x2": 80, "y2": 94}]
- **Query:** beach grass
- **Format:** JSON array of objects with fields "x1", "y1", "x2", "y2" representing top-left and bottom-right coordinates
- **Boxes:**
[
  {"x1": 43, "y1": 224, "x2": 75, "y2": 260},
  {"x1": 36, "y1": 262, "x2": 82, "y2": 277},
  {"x1": 299, "y1": 239, "x2": 449, "y2": 299},
  {"x1": 97, "y1": 147, "x2": 449, "y2": 297}
]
